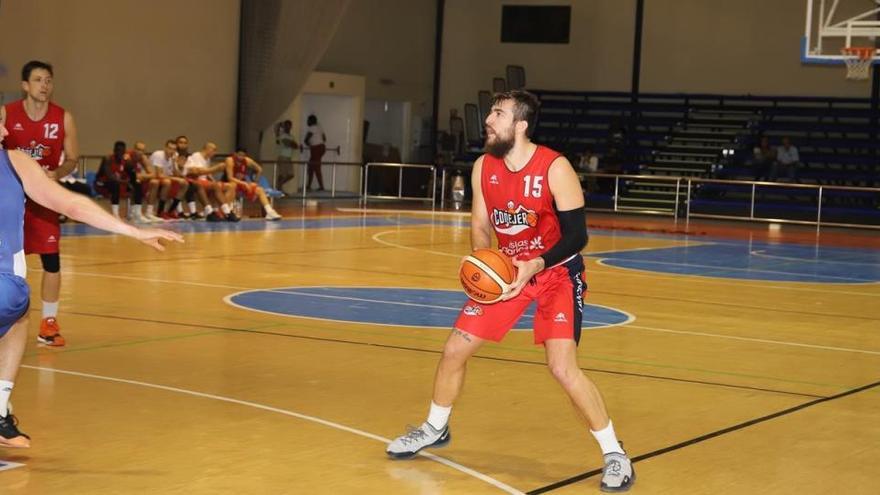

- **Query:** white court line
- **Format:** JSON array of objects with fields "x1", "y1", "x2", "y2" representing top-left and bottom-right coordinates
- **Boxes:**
[
  {"x1": 594, "y1": 258, "x2": 873, "y2": 284},
  {"x1": 590, "y1": 260, "x2": 880, "y2": 295},
  {"x1": 625, "y1": 324, "x2": 880, "y2": 356},
  {"x1": 372, "y1": 230, "x2": 463, "y2": 258},
  {"x1": 338, "y1": 207, "x2": 471, "y2": 218},
  {"x1": 51, "y1": 268, "x2": 879, "y2": 357},
  {"x1": 20, "y1": 365, "x2": 525, "y2": 495},
  {"x1": 0, "y1": 461, "x2": 25, "y2": 472},
  {"x1": 370, "y1": 229, "x2": 880, "y2": 297},
  {"x1": 221, "y1": 287, "x2": 636, "y2": 330},
  {"x1": 750, "y1": 249, "x2": 880, "y2": 266}
]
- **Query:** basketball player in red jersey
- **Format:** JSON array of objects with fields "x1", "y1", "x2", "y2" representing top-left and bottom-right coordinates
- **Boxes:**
[
  {"x1": 0, "y1": 61, "x2": 79, "y2": 347},
  {"x1": 387, "y1": 91, "x2": 635, "y2": 492},
  {"x1": 223, "y1": 148, "x2": 282, "y2": 220}
]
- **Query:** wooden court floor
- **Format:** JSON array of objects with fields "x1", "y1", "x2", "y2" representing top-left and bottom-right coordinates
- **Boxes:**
[{"x1": 2, "y1": 205, "x2": 879, "y2": 494}]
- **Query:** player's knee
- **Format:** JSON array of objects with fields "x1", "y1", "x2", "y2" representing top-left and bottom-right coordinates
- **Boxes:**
[
  {"x1": 40, "y1": 253, "x2": 61, "y2": 273},
  {"x1": 546, "y1": 360, "x2": 578, "y2": 387},
  {"x1": 440, "y1": 336, "x2": 470, "y2": 365}
]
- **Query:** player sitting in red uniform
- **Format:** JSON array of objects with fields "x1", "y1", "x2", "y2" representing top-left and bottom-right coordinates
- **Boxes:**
[
  {"x1": 96, "y1": 140, "x2": 151, "y2": 222},
  {"x1": 223, "y1": 148, "x2": 281, "y2": 220}
]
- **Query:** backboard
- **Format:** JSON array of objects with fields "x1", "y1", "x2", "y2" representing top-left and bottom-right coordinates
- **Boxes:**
[{"x1": 803, "y1": 0, "x2": 880, "y2": 65}]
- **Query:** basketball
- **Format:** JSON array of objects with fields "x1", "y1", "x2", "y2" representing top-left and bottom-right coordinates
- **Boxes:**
[{"x1": 459, "y1": 248, "x2": 517, "y2": 304}]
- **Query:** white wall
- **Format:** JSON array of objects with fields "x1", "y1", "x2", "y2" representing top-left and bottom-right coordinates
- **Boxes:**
[
  {"x1": 260, "y1": 71, "x2": 365, "y2": 192},
  {"x1": 0, "y1": 0, "x2": 240, "y2": 155}
]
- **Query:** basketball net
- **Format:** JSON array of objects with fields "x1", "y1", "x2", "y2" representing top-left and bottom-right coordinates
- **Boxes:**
[{"x1": 841, "y1": 47, "x2": 876, "y2": 80}]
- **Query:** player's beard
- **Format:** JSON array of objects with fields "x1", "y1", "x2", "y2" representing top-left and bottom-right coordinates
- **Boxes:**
[{"x1": 484, "y1": 126, "x2": 514, "y2": 158}]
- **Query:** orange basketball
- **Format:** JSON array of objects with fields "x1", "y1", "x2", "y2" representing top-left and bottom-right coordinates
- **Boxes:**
[{"x1": 459, "y1": 248, "x2": 518, "y2": 304}]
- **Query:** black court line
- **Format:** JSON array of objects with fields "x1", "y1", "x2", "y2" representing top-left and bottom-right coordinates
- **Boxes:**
[
  {"x1": 44, "y1": 309, "x2": 825, "y2": 399},
  {"x1": 525, "y1": 378, "x2": 880, "y2": 494}
]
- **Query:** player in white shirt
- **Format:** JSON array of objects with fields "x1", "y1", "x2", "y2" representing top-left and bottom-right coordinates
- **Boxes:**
[
  {"x1": 183, "y1": 142, "x2": 238, "y2": 222},
  {"x1": 150, "y1": 139, "x2": 189, "y2": 220}
]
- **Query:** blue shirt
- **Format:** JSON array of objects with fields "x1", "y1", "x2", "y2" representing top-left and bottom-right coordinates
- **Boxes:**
[{"x1": 0, "y1": 150, "x2": 26, "y2": 277}]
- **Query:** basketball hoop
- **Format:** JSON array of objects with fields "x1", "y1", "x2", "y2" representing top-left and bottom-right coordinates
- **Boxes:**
[{"x1": 841, "y1": 46, "x2": 876, "y2": 80}]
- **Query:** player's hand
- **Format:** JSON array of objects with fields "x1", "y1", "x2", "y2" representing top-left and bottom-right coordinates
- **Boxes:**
[
  {"x1": 133, "y1": 227, "x2": 184, "y2": 252},
  {"x1": 501, "y1": 257, "x2": 544, "y2": 300},
  {"x1": 45, "y1": 169, "x2": 57, "y2": 179}
]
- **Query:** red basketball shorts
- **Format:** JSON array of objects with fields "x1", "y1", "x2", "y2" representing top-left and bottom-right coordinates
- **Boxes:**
[
  {"x1": 235, "y1": 182, "x2": 258, "y2": 201},
  {"x1": 454, "y1": 257, "x2": 587, "y2": 345},
  {"x1": 24, "y1": 202, "x2": 61, "y2": 255}
]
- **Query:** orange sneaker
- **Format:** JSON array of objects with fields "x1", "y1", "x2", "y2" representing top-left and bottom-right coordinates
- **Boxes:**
[
  {"x1": 37, "y1": 317, "x2": 66, "y2": 347},
  {"x1": 0, "y1": 413, "x2": 30, "y2": 448}
]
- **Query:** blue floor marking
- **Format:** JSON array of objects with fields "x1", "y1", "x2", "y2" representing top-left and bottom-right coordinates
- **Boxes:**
[
  {"x1": 60, "y1": 216, "x2": 466, "y2": 237},
  {"x1": 59, "y1": 214, "x2": 877, "y2": 283},
  {"x1": 228, "y1": 287, "x2": 632, "y2": 330},
  {"x1": 590, "y1": 243, "x2": 880, "y2": 283}
]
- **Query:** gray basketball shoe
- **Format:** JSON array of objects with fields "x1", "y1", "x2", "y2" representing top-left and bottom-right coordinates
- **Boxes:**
[
  {"x1": 386, "y1": 422, "x2": 450, "y2": 459},
  {"x1": 600, "y1": 451, "x2": 636, "y2": 492}
]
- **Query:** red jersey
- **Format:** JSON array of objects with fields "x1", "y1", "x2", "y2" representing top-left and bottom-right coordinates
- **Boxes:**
[
  {"x1": 127, "y1": 150, "x2": 147, "y2": 174},
  {"x1": 3, "y1": 100, "x2": 66, "y2": 170},
  {"x1": 99, "y1": 154, "x2": 135, "y2": 182},
  {"x1": 231, "y1": 156, "x2": 249, "y2": 180},
  {"x1": 481, "y1": 145, "x2": 565, "y2": 262}
]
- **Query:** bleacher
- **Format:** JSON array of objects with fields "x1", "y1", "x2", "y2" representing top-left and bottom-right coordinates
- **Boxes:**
[{"x1": 528, "y1": 90, "x2": 880, "y2": 221}]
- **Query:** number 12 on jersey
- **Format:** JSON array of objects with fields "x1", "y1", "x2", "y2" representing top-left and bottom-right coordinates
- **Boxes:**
[
  {"x1": 43, "y1": 123, "x2": 59, "y2": 139},
  {"x1": 523, "y1": 175, "x2": 543, "y2": 198}
]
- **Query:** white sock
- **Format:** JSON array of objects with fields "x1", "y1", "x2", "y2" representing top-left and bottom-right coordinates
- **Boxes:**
[
  {"x1": 220, "y1": 203, "x2": 231, "y2": 215},
  {"x1": 265, "y1": 205, "x2": 277, "y2": 215},
  {"x1": 177, "y1": 203, "x2": 184, "y2": 213},
  {"x1": 188, "y1": 201, "x2": 197, "y2": 214},
  {"x1": 426, "y1": 402, "x2": 452, "y2": 430},
  {"x1": 146, "y1": 205, "x2": 154, "y2": 216},
  {"x1": 204, "y1": 205, "x2": 214, "y2": 215},
  {"x1": 111, "y1": 204, "x2": 120, "y2": 217},
  {"x1": 591, "y1": 420, "x2": 625, "y2": 455},
  {"x1": 42, "y1": 300, "x2": 59, "y2": 319},
  {"x1": 0, "y1": 380, "x2": 12, "y2": 417},
  {"x1": 133, "y1": 204, "x2": 142, "y2": 216}
]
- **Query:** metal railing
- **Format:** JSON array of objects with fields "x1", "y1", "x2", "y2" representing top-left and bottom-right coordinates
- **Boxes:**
[
  {"x1": 582, "y1": 172, "x2": 880, "y2": 230},
  {"x1": 362, "y1": 162, "x2": 436, "y2": 205}
]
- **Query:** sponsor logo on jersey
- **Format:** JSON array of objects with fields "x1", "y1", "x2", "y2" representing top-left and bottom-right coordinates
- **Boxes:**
[
  {"x1": 489, "y1": 174, "x2": 499, "y2": 185},
  {"x1": 501, "y1": 236, "x2": 545, "y2": 257},
  {"x1": 492, "y1": 201, "x2": 538, "y2": 235},
  {"x1": 18, "y1": 141, "x2": 51, "y2": 161},
  {"x1": 554, "y1": 312, "x2": 567, "y2": 323},
  {"x1": 529, "y1": 236, "x2": 544, "y2": 251},
  {"x1": 12, "y1": 123, "x2": 24, "y2": 131},
  {"x1": 463, "y1": 305, "x2": 483, "y2": 316}
]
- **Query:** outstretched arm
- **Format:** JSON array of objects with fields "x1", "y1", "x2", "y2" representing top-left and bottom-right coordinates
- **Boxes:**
[{"x1": 9, "y1": 150, "x2": 183, "y2": 251}]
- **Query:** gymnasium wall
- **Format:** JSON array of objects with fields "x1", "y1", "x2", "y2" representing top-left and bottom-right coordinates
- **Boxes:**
[
  {"x1": 439, "y1": 0, "x2": 635, "y2": 130},
  {"x1": 640, "y1": 0, "x2": 868, "y2": 97},
  {"x1": 438, "y1": 0, "x2": 869, "y2": 131},
  {"x1": 0, "y1": 0, "x2": 240, "y2": 156},
  {"x1": 316, "y1": 0, "x2": 436, "y2": 122}
]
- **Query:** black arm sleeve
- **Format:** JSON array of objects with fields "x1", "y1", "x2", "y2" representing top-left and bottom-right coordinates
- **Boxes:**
[{"x1": 540, "y1": 207, "x2": 588, "y2": 268}]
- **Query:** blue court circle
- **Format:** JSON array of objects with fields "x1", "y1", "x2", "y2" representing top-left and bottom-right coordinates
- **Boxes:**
[{"x1": 228, "y1": 287, "x2": 632, "y2": 330}]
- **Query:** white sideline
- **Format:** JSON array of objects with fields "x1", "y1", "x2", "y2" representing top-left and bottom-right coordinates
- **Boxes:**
[{"x1": 20, "y1": 365, "x2": 525, "y2": 495}]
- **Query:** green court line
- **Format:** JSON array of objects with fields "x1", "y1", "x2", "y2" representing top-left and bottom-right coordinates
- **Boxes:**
[
  {"x1": 23, "y1": 329, "x2": 227, "y2": 358},
  {"x1": 26, "y1": 304, "x2": 850, "y2": 392},
  {"x1": 22, "y1": 322, "x2": 285, "y2": 358}
]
